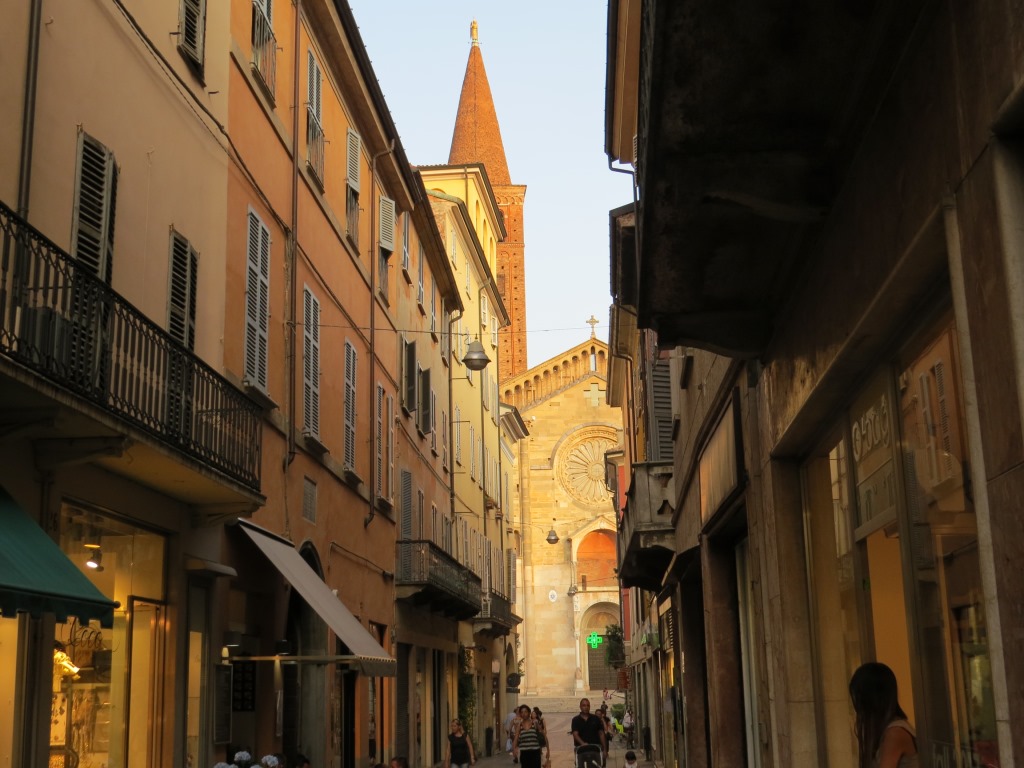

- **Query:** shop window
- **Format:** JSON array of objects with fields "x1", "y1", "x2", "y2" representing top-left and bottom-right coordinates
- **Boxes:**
[
  {"x1": 803, "y1": 317, "x2": 998, "y2": 768},
  {"x1": 53, "y1": 504, "x2": 167, "y2": 768}
]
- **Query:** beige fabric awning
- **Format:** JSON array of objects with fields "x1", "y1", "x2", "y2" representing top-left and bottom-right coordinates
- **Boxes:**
[{"x1": 239, "y1": 522, "x2": 395, "y2": 676}]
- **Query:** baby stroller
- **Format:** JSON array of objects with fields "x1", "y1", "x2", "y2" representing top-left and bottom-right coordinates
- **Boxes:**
[{"x1": 575, "y1": 744, "x2": 604, "y2": 768}]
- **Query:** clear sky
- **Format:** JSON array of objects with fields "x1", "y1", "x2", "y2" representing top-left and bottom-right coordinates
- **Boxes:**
[{"x1": 350, "y1": 1, "x2": 634, "y2": 369}]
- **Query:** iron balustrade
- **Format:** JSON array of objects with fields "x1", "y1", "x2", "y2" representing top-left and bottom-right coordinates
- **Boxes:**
[
  {"x1": 0, "y1": 201, "x2": 262, "y2": 491},
  {"x1": 251, "y1": 2, "x2": 277, "y2": 100},
  {"x1": 396, "y1": 539, "x2": 483, "y2": 613},
  {"x1": 479, "y1": 589, "x2": 515, "y2": 627}
]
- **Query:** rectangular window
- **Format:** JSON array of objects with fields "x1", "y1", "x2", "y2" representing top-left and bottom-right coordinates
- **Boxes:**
[
  {"x1": 441, "y1": 410, "x2": 449, "y2": 469},
  {"x1": 430, "y1": 276, "x2": 437, "y2": 335},
  {"x1": 344, "y1": 340, "x2": 357, "y2": 469},
  {"x1": 417, "y1": 244, "x2": 425, "y2": 306},
  {"x1": 302, "y1": 287, "x2": 321, "y2": 439},
  {"x1": 244, "y1": 209, "x2": 271, "y2": 392},
  {"x1": 251, "y1": 0, "x2": 276, "y2": 98},
  {"x1": 449, "y1": 227, "x2": 457, "y2": 265},
  {"x1": 401, "y1": 213, "x2": 411, "y2": 272},
  {"x1": 178, "y1": 0, "x2": 206, "y2": 73},
  {"x1": 482, "y1": 369, "x2": 490, "y2": 410},
  {"x1": 491, "y1": 316, "x2": 498, "y2": 348},
  {"x1": 303, "y1": 476, "x2": 317, "y2": 522},
  {"x1": 346, "y1": 129, "x2": 361, "y2": 245},
  {"x1": 378, "y1": 196, "x2": 395, "y2": 299},
  {"x1": 306, "y1": 50, "x2": 324, "y2": 184},
  {"x1": 469, "y1": 425, "x2": 476, "y2": 479},
  {"x1": 430, "y1": 390, "x2": 437, "y2": 453},
  {"x1": 481, "y1": 295, "x2": 489, "y2": 327},
  {"x1": 455, "y1": 406, "x2": 462, "y2": 465}
]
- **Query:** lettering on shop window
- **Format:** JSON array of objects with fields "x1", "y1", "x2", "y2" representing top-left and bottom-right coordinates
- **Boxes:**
[
  {"x1": 57, "y1": 618, "x2": 106, "y2": 651},
  {"x1": 851, "y1": 394, "x2": 890, "y2": 463}
]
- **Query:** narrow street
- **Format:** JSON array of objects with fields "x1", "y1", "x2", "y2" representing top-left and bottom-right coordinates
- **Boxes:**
[{"x1": 478, "y1": 711, "x2": 646, "y2": 768}]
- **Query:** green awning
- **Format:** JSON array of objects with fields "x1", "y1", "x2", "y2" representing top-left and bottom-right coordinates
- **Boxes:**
[{"x1": 0, "y1": 488, "x2": 117, "y2": 628}]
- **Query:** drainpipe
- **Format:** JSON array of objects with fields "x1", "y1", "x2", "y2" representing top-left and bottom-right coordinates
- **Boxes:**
[
  {"x1": 283, "y1": 0, "x2": 302, "y2": 541},
  {"x1": 364, "y1": 139, "x2": 396, "y2": 528},
  {"x1": 17, "y1": 0, "x2": 43, "y2": 219}
]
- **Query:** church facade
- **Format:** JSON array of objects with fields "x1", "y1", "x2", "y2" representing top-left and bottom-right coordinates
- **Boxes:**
[{"x1": 503, "y1": 337, "x2": 623, "y2": 695}]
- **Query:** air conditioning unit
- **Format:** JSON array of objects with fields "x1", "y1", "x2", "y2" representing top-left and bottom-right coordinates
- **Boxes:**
[{"x1": 18, "y1": 306, "x2": 70, "y2": 368}]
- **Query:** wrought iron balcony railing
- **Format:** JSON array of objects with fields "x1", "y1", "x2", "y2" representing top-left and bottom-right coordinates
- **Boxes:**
[
  {"x1": 0, "y1": 201, "x2": 262, "y2": 492},
  {"x1": 479, "y1": 589, "x2": 518, "y2": 629},
  {"x1": 251, "y1": 2, "x2": 277, "y2": 101},
  {"x1": 396, "y1": 539, "x2": 482, "y2": 617}
]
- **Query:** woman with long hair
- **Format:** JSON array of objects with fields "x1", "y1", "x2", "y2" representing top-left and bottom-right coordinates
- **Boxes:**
[
  {"x1": 849, "y1": 662, "x2": 918, "y2": 768},
  {"x1": 513, "y1": 705, "x2": 544, "y2": 768}
]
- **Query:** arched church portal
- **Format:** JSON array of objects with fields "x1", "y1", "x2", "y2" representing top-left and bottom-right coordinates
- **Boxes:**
[{"x1": 580, "y1": 604, "x2": 619, "y2": 692}]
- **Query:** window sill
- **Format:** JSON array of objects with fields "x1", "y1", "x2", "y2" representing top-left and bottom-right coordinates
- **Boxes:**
[
  {"x1": 342, "y1": 466, "x2": 364, "y2": 489},
  {"x1": 244, "y1": 382, "x2": 279, "y2": 411},
  {"x1": 402, "y1": 267, "x2": 413, "y2": 284},
  {"x1": 302, "y1": 431, "x2": 329, "y2": 456}
]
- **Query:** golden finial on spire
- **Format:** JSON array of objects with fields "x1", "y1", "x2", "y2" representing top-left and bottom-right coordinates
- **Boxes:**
[{"x1": 470, "y1": 20, "x2": 479, "y2": 46}]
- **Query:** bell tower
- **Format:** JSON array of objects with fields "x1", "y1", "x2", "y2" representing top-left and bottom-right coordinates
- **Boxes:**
[{"x1": 449, "y1": 21, "x2": 528, "y2": 380}]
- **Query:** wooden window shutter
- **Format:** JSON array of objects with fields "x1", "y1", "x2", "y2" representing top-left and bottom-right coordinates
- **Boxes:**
[
  {"x1": 418, "y1": 368, "x2": 431, "y2": 433},
  {"x1": 346, "y1": 129, "x2": 361, "y2": 192},
  {"x1": 375, "y1": 384, "x2": 384, "y2": 495},
  {"x1": 650, "y1": 359, "x2": 673, "y2": 460},
  {"x1": 344, "y1": 341, "x2": 357, "y2": 468},
  {"x1": 379, "y1": 196, "x2": 395, "y2": 251},
  {"x1": 302, "y1": 288, "x2": 320, "y2": 438},
  {"x1": 244, "y1": 210, "x2": 271, "y2": 390},
  {"x1": 387, "y1": 393, "x2": 395, "y2": 499},
  {"x1": 400, "y1": 469, "x2": 413, "y2": 539},
  {"x1": 403, "y1": 339, "x2": 418, "y2": 410},
  {"x1": 179, "y1": 0, "x2": 206, "y2": 69},
  {"x1": 307, "y1": 50, "x2": 322, "y2": 122},
  {"x1": 72, "y1": 133, "x2": 118, "y2": 281},
  {"x1": 169, "y1": 230, "x2": 198, "y2": 350}
]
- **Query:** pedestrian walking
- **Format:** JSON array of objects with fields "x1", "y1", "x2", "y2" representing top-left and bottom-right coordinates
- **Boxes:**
[
  {"x1": 512, "y1": 705, "x2": 544, "y2": 768},
  {"x1": 445, "y1": 719, "x2": 476, "y2": 768}
]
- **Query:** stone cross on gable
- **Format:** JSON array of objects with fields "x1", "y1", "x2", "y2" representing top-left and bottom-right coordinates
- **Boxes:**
[
  {"x1": 584, "y1": 382, "x2": 605, "y2": 407},
  {"x1": 587, "y1": 315, "x2": 600, "y2": 338}
]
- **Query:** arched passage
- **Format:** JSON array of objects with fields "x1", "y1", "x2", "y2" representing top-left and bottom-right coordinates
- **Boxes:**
[{"x1": 580, "y1": 603, "x2": 620, "y2": 692}]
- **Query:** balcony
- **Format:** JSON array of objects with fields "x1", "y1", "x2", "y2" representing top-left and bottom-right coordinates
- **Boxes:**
[
  {"x1": 396, "y1": 539, "x2": 482, "y2": 620},
  {"x1": 251, "y1": 2, "x2": 277, "y2": 102},
  {"x1": 618, "y1": 461, "x2": 675, "y2": 592},
  {"x1": 475, "y1": 589, "x2": 520, "y2": 638},
  {"x1": 0, "y1": 201, "x2": 262, "y2": 503},
  {"x1": 608, "y1": 0, "x2": 889, "y2": 357}
]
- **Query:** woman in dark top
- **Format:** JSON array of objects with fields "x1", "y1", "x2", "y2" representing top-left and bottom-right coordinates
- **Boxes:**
[
  {"x1": 445, "y1": 719, "x2": 476, "y2": 768},
  {"x1": 513, "y1": 705, "x2": 544, "y2": 768}
]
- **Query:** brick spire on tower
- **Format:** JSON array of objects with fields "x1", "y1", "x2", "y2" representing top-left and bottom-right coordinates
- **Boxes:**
[
  {"x1": 449, "y1": 21, "x2": 529, "y2": 380},
  {"x1": 449, "y1": 21, "x2": 511, "y2": 184}
]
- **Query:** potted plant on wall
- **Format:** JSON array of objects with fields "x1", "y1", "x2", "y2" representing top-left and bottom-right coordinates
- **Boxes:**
[{"x1": 605, "y1": 624, "x2": 626, "y2": 668}]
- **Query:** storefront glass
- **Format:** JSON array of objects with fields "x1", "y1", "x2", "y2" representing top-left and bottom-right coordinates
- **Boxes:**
[
  {"x1": 804, "y1": 316, "x2": 998, "y2": 767},
  {"x1": 896, "y1": 323, "x2": 998, "y2": 767},
  {"x1": 54, "y1": 503, "x2": 166, "y2": 768}
]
